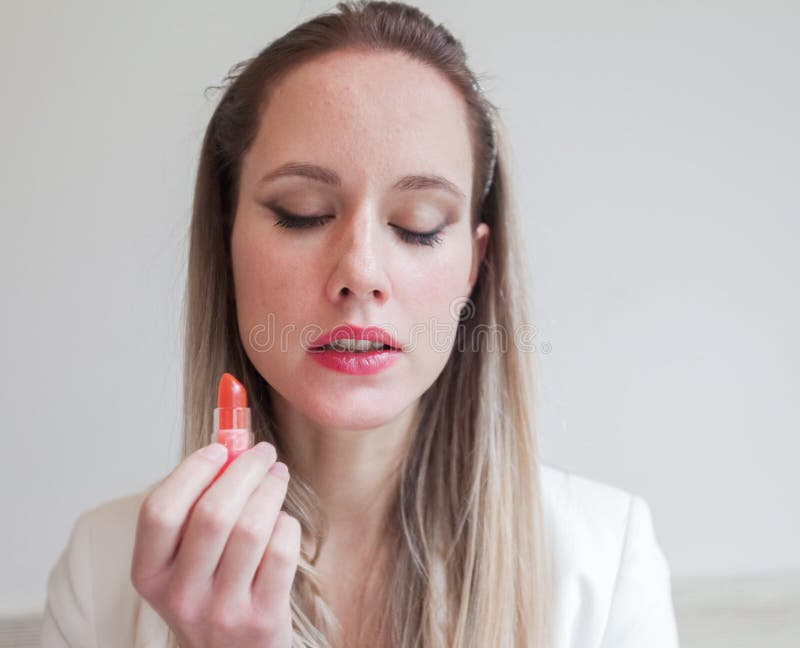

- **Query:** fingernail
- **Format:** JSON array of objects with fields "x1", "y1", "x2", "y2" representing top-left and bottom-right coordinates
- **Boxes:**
[
  {"x1": 253, "y1": 441, "x2": 276, "y2": 459},
  {"x1": 269, "y1": 461, "x2": 290, "y2": 480},
  {"x1": 200, "y1": 443, "x2": 227, "y2": 461}
]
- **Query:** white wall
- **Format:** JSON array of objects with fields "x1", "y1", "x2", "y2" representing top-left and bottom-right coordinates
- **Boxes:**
[{"x1": 1, "y1": 0, "x2": 797, "y2": 614}]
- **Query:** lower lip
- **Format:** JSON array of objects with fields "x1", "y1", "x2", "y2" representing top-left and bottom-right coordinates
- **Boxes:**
[{"x1": 308, "y1": 347, "x2": 401, "y2": 375}]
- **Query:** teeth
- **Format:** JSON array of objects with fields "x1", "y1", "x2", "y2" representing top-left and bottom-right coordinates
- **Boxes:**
[{"x1": 324, "y1": 339, "x2": 388, "y2": 352}]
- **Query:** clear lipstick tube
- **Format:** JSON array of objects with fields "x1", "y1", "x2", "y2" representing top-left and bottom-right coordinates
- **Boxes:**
[{"x1": 212, "y1": 406, "x2": 253, "y2": 470}]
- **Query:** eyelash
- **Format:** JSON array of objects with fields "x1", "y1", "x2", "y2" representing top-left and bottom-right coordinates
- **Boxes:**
[{"x1": 270, "y1": 206, "x2": 444, "y2": 247}]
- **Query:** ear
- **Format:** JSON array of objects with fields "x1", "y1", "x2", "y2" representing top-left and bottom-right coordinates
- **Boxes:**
[{"x1": 468, "y1": 222, "x2": 490, "y2": 292}]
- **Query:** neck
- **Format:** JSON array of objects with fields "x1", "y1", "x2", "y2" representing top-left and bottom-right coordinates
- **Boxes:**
[{"x1": 269, "y1": 390, "x2": 417, "y2": 543}]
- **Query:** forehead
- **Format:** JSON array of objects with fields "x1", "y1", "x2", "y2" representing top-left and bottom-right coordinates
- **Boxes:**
[{"x1": 247, "y1": 49, "x2": 474, "y2": 195}]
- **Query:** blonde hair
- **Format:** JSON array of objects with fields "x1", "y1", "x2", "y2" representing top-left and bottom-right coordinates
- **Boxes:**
[{"x1": 174, "y1": 2, "x2": 552, "y2": 646}]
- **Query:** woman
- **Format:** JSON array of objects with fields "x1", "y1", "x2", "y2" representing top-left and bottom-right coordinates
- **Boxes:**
[{"x1": 41, "y1": 2, "x2": 680, "y2": 647}]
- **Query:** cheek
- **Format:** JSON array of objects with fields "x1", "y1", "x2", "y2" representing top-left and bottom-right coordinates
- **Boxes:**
[
  {"x1": 397, "y1": 244, "x2": 472, "y2": 357},
  {"x1": 231, "y1": 223, "x2": 318, "y2": 340}
]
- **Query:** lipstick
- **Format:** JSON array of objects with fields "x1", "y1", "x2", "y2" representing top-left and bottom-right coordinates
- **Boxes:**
[
  {"x1": 307, "y1": 323, "x2": 403, "y2": 375},
  {"x1": 211, "y1": 373, "x2": 253, "y2": 478},
  {"x1": 308, "y1": 347, "x2": 401, "y2": 375}
]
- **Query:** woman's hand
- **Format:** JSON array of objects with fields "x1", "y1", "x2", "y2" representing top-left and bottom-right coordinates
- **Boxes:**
[{"x1": 130, "y1": 441, "x2": 300, "y2": 648}]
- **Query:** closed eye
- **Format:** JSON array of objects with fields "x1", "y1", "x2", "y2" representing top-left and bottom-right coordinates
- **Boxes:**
[
  {"x1": 268, "y1": 205, "x2": 444, "y2": 247},
  {"x1": 388, "y1": 224, "x2": 444, "y2": 247},
  {"x1": 270, "y1": 205, "x2": 333, "y2": 229}
]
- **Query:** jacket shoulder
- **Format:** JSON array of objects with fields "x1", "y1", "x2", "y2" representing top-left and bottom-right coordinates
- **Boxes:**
[
  {"x1": 540, "y1": 463, "x2": 634, "y2": 542},
  {"x1": 539, "y1": 464, "x2": 679, "y2": 647},
  {"x1": 539, "y1": 464, "x2": 634, "y2": 609},
  {"x1": 41, "y1": 485, "x2": 168, "y2": 648}
]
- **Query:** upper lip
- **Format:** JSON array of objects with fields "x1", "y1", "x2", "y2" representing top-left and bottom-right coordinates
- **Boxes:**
[{"x1": 309, "y1": 324, "x2": 402, "y2": 351}]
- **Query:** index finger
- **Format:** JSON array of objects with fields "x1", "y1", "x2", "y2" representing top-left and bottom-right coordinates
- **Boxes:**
[{"x1": 132, "y1": 443, "x2": 228, "y2": 580}]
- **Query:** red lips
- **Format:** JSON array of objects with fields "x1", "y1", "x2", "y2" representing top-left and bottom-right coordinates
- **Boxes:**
[{"x1": 309, "y1": 324, "x2": 402, "y2": 350}]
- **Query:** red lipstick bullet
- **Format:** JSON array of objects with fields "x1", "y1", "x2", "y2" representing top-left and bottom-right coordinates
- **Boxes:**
[{"x1": 212, "y1": 373, "x2": 253, "y2": 478}]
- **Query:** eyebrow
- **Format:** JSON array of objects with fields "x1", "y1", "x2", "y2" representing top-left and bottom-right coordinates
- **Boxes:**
[{"x1": 258, "y1": 161, "x2": 466, "y2": 201}]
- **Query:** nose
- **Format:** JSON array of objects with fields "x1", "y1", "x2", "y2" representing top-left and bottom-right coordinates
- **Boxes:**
[{"x1": 325, "y1": 210, "x2": 391, "y2": 306}]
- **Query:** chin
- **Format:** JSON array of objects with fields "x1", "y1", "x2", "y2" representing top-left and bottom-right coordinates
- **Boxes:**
[
  {"x1": 261, "y1": 360, "x2": 423, "y2": 432},
  {"x1": 302, "y1": 395, "x2": 410, "y2": 431}
]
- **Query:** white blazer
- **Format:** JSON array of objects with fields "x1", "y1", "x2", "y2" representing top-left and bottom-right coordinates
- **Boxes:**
[{"x1": 41, "y1": 464, "x2": 681, "y2": 647}]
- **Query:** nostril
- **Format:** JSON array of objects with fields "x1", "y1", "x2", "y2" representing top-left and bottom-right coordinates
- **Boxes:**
[{"x1": 337, "y1": 286, "x2": 386, "y2": 300}]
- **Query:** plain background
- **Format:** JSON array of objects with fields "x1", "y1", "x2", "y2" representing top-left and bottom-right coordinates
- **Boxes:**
[{"x1": 1, "y1": 0, "x2": 797, "y2": 615}]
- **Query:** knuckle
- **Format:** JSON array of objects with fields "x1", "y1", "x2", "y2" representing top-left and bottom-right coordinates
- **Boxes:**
[
  {"x1": 269, "y1": 536, "x2": 298, "y2": 568},
  {"x1": 164, "y1": 584, "x2": 200, "y2": 625},
  {"x1": 139, "y1": 495, "x2": 179, "y2": 532},
  {"x1": 207, "y1": 602, "x2": 244, "y2": 633},
  {"x1": 192, "y1": 500, "x2": 232, "y2": 534},
  {"x1": 270, "y1": 546, "x2": 293, "y2": 569},
  {"x1": 252, "y1": 612, "x2": 283, "y2": 637},
  {"x1": 232, "y1": 517, "x2": 268, "y2": 544}
]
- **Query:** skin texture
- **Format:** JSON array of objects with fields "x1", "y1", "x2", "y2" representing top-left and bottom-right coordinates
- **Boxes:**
[{"x1": 232, "y1": 46, "x2": 488, "y2": 529}]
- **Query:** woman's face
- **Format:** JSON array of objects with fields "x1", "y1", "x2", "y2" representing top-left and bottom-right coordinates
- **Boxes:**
[{"x1": 231, "y1": 49, "x2": 489, "y2": 430}]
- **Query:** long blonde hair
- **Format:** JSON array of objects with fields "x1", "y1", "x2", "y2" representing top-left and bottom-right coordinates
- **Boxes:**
[{"x1": 176, "y1": 2, "x2": 552, "y2": 646}]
